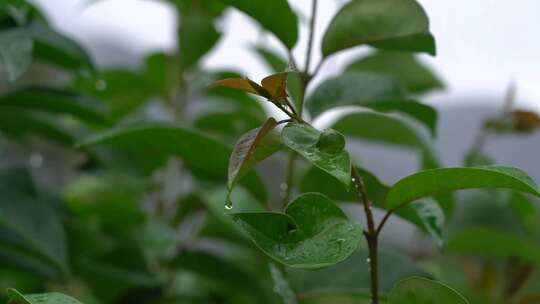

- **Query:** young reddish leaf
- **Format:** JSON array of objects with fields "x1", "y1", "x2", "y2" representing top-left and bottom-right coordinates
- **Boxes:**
[
  {"x1": 247, "y1": 78, "x2": 272, "y2": 99},
  {"x1": 216, "y1": 73, "x2": 291, "y2": 101},
  {"x1": 215, "y1": 78, "x2": 260, "y2": 95},
  {"x1": 228, "y1": 118, "x2": 282, "y2": 197},
  {"x1": 512, "y1": 110, "x2": 540, "y2": 132},
  {"x1": 261, "y1": 72, "x2": 289, "y2": 100}
]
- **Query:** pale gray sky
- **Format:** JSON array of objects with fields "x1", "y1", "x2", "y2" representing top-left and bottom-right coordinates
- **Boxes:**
[{"x1": 33, "y1": 0, "x2": 540, "y2": 112}]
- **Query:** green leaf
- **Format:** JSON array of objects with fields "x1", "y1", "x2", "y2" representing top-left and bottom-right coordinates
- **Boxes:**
[
  {"x1": 388, "y1": 277, "x2": 469, "y2": 304},
  {"x1": 0, "y1": 168, "x2": 68, "y2": 275},
  {"x1": 297, "y1": 247, "x2": 431, "y2": 297},
  {"x1": 0, "y1": 88, "x2": 109, "y2": 126},
  {"x1": 178, "y1": 7, "x2": 221, "y2": 69},
  {"x1": 219, "y1": 0, "x2": 298, "y2": 48},
  {"x1": 6, "y1": 288, "x2": 84, "y2": 304},
  {"x1": 300, "y1": 166, "x2": 443, "y2": 243},
  {"x1": 307, "y1": 72, "x2": 405, "y2": 118},
  {"x1": 282, "y1": 123, "x2": 351, "y2": 187},
  {"x1": 228, "y1": 118, "x2": 282, "y2": 198},
  {"x1": 231, "y1": 193, "x2": 362, "y2": 269},
  {"x1": 386, "y1": 166, "x2": 540, "y2": 209},
  {"x1": 76, "y1": 122, "x2": 268, "y2": 201},
  {"x1": 269, "y1": 264, "x2": 298, "y2": 304},
  {"x1": 322, "y1": 0, "x2": 435, "y2": 57},
  {"x1": 330, "y1": 108, "x2": 439, "y2": 169},
  {"x1": 347, "y1": 51, "x2": 444, "y2": 93},
  {"x1": 410, "y1": 198, "x2": 445, "y2": 248},
  {"x1": 0, "y1": 28, "x2": 32, "y2": 83},
  {"x1": 27, "y1": 20, "x2": 94, "y2": 71}
]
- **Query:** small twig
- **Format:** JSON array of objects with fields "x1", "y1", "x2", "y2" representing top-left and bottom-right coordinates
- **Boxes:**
[
  {"x1": 304, "y1": 0, "x2": 318, "y2": 74},
  {"x1": 351, "y1": 167, "x2": 379, "y2": 304}
]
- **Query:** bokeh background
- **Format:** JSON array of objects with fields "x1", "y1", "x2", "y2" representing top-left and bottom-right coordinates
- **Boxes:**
[{"x1": 31, "y1": 0, "x2": 540, "y2": 182}]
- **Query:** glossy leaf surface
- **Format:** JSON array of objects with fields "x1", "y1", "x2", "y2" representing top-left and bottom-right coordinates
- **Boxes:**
[
  {"x1": 228, "y1": 118, "x2": 281, "y2": 195},
  {"x1": 282, "y1": 123, "x2": 351, "y2": 187},
  {"x1": 231, "y1": 193, "x2": 362, "y2": 269}
]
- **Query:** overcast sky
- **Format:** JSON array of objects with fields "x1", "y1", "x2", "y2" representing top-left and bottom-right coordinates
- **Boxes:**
[{"x1": 34, "y1": 0, "x2": 540, "y2": 112}]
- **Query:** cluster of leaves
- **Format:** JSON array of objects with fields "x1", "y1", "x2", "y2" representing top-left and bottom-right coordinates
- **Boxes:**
[{"x1": 2, "y1": 0, "x2": 540, "y2": 304}]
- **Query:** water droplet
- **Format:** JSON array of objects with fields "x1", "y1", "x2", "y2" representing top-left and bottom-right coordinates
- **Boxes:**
[
  {"x1": 29, "y1": 153, "x2": 43, "y2": 168},
  {"x1": 96, "y1": 79, "x2": 107, "y2": 91},
  {"x1": 280, "y1": 183, "x2": 288, "y2": 191},
  {"x1": 351, "y1": 177, "x2": 356, "y2": 182},
  {"x1": 366, "y1": 258, "x2": 371, "y2": 263},
  {"x1": 225, "y1": 193, "x2": 233, "y2": 210}
]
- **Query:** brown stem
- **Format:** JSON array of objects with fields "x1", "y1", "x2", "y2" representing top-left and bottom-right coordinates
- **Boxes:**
[{"x1": 351, "y1": 167, "x2": 379, "y2": 304}]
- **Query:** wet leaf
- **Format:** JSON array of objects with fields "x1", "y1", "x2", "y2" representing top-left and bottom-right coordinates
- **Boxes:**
[
  {"x1": 228, "y1": 118, "x2": 282, "y2": 197},
  {"x1": 282, "y1": 123, "x2": 351, "y2": 187},
  {"x1": 231, "y1": 193, "x2": 362, "y2": 269}
]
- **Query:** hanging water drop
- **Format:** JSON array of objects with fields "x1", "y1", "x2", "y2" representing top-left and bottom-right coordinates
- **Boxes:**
[
  {"x1": 366, "y1": 257, "x2": 371, "y2": 263},
  {"x1": 225, "y1": 193, "x2": 233, "y2": 210}
]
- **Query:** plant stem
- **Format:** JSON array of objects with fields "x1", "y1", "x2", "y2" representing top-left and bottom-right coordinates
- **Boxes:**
[
  {"x1": 304, "y1": 0, "x2": 318, "y2": 76},
  {"x1": 281, "y1": 0, "x2": 318, "y2": 207},
  {"x1": 351, "y1": 167, "x2": 379, "y2": 304}
]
